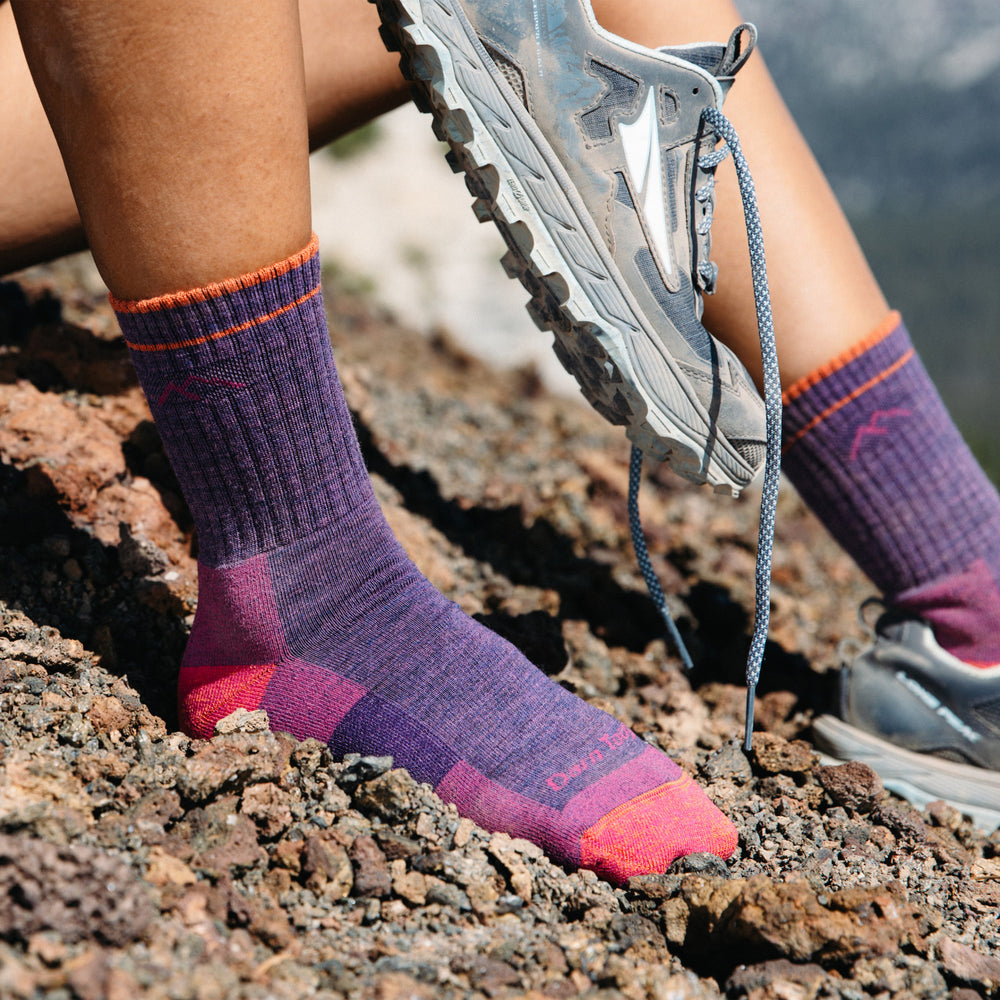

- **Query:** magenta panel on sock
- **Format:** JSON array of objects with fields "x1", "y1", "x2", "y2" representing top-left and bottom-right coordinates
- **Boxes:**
[
  {"x1": 435, "y1": 759, "x2": 574, "y2": 861},
  {"x1": 435, "y1": 744, "x2": 686, "y2": 866},
  {"x1": 896, "y1": 558, "x2": 1000, "y2": 666},
  {"x1": 559, "y1": 744, "x2": 685, "y2": 833},
  {"x1": 262, "y1": 659, "x2": 367, "y2": 743},
  {"x1": 185, "y1": 556, "x2": 287, "y2": 668}
]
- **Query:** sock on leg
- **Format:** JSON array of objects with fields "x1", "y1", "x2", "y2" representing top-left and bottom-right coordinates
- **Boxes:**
[
  {"x1": 112, "y1": 236, "x2": 736, "y2": 883},
  {"x1": 781, "y1": 312, "x2": 1000, "y2": 666}
]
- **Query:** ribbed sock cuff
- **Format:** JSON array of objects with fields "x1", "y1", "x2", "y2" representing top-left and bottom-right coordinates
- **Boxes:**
[
  {"x1": 112, "y1": 235, "x2": 371, "y2": 566},
  {"x1": 781, "y1": 312, "x2": 1000, "y2": 602}
]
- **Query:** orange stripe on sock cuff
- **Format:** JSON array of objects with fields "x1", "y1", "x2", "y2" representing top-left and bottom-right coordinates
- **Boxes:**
[
  {"x1": 122, "y1": 283, "x2": 321, "y2": 353},
  {"x1": 109, "y1": 233, "x2": 320, "y2": 315},
  {"x1": 782, "y1": 346, "x2": 914, "y2": 454},
  {"x1": 782, "y1": 310, "x2": 902, "y2": 407}
]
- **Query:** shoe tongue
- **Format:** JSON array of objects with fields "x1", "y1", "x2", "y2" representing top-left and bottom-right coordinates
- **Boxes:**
[
  {"x1": 656, "y1": 42, "x2": 727, "y2": 74},
  {"x1": 657, "y1": 23, "x2": 757, "y2": 86}
]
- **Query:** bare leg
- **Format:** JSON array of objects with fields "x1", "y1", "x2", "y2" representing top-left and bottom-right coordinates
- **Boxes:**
[
  {"x1": 0, "y1": 0, "x2": 408, "y2": 279},
  {"x1": 11, "y1": 0, "x2": 313, "y2": 298},
  {"x1": 0, "y1": 1, "x2": 83, "y2": 268},
  {"x1": 6, "y1": 0, "x2": 887, "y2": 382},
  {"x1": 300, "y1": 0, "x2": 410, "y2": 148}
]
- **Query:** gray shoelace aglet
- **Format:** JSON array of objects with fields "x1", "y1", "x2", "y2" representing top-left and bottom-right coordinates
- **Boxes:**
[
  {"x1": 628, "y1": 446, "x2": 695, "y2": 672},
  {"x1": 744, "y1": 684, "x2": 756, "y2": 751}
]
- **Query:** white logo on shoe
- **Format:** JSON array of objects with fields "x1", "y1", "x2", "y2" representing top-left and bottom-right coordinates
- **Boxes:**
[
  {"x1": 618, "y1": 88, "x2": 674, "y2": 277},
  {"x1": 894, "y1": 670, "x2": 982, "y2": 744}
]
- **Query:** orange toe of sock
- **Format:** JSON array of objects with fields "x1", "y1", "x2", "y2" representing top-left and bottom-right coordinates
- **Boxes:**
[{"x1": 579, "y1": 774, "x2": 738, "y2": 885}]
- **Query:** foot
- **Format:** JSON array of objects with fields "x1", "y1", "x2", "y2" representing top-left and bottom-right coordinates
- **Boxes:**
[
  {"x1": 373, "y1": 0, "x2": 766, "y2": 494},
  {"x1": 812, "y1": 606, "x2": 1000, "y2": 831},
  {"x1": 116, "y1": 238, "x2": 737, "y2": 885},
  {"x1": 181, "y1": 502, "x2": 737, "y2": 884}
]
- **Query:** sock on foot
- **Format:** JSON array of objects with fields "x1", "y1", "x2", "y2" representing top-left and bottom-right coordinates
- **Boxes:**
[
  {"x1": 782, "y1": 312, "x2": 1000, "y2": 666},
  {"x1": 112, "y1": 236, "x2": 736, "y2": 883}
]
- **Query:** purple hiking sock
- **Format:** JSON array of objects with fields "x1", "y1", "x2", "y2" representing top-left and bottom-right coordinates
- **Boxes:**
[
  {"x1": 782, "y1": 313, "x2": 1000, "y2": 666},
  {"x1": 112, "y1": 236, "x2": 737, "y2": 883}
]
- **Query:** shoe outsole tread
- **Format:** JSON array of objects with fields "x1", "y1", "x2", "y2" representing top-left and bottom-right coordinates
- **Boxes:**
[{"x1": 371, "y1": 0, "x2": 755, "y2": 495}]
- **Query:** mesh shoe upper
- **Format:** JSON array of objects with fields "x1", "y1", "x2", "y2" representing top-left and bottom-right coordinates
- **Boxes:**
[{"x1": 837, "y1": 610, "x2": 1000, "y2": 770}]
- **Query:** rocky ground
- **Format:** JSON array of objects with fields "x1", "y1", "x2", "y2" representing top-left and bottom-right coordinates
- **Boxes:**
[{"x1": 0, "y1": 255, "x2": 998, "y2": 1000}]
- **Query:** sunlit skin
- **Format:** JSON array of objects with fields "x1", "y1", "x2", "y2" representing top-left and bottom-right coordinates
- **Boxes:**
[{"x1": 7, "y1": 0, "x2": 887, "y2": 387}]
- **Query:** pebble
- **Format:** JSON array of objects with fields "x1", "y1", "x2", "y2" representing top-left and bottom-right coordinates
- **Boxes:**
[
  {"x1": 816, "y1": 760, "x2": 885, "y2": 813},
  {"x1": 214, "y1": 707, "x2": 271, "y2": 736}
]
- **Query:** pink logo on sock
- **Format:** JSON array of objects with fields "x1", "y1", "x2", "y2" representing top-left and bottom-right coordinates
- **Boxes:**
[
  {"x1": 157, "y1": 375, "x2": 247, "y2": 407},
  {"x1": 849, "y1": 408, "x2": 912, "y2": 461},
  {"x1": 545, "y1": 725, "x2": 636, "y2": 792}
]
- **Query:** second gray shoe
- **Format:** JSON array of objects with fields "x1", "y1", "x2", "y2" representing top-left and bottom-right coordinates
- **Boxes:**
[
  {"x1": 374, "y1": 0, "x2": 767, "y2": 494},
  {"x1": 813, "y1": 608, "x2": 1000, "y2": 832}
]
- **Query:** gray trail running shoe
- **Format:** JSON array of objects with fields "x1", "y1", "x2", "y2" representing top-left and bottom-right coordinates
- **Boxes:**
[
  {"x1": 813, "y1": 607, "x2": 1000, "y2": 831},
  {"x1": 373, "y1": 0, "x2": 767, "y2": 494}
]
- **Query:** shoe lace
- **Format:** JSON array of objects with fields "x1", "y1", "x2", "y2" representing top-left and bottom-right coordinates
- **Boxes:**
[{"x1": 628, "y1": 105, "x2": 781, "y2": 752}]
